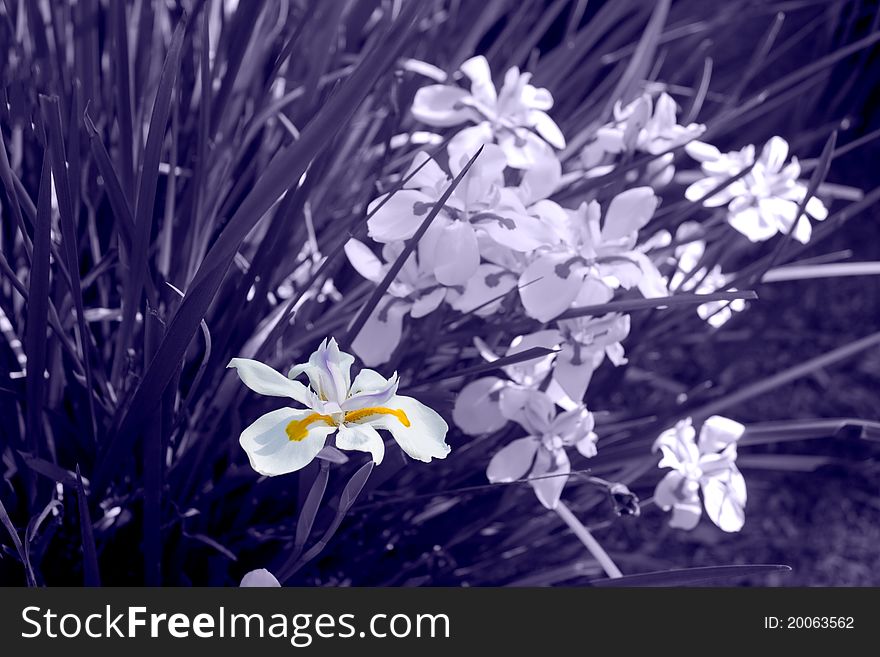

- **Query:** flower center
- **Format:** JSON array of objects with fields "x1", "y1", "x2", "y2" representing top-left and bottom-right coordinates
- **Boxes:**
[{"x1": 285, "y1": 407, "x2": 411, "y2": 442}]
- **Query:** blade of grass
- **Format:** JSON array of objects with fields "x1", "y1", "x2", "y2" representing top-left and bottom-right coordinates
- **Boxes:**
[
  {"x1": 0, "y1": 496, "x2": 36, "y2": 586},
  {"x1": 98, "y1": 2, "x2": 424, "y2": 489},
  {"x1": 40, "y1": 94, "x2": 98, "y2": 440},
  {"x1": 143, "y1": 306, "x2": 164, "y2": 586},
  {"x1": 762, "y1": 262, "x2": 880, "y2": 282},
  {"x1": 110, "y1": 0, "x2": 135, "y2": 198},
  {"x1": 113, "y1": 16, "x2": 187, "y2": 384},
  {"x1": 83, "y1": 108, "x2": 135, "y2": 254},
  {"x1": 590, "y1": 564, "x2": 791, "y2": 587},
  {"x1": 740, "y1": 418, "x2": 880, "y2": 445},
  {"x1": 690, "y1": 331, "x2": 880, "y2": 423},
  {"x1": 280, "y1": 460, "x2": 373, "y2": 582},
  {"x1": 24, "y1": 153, "x2": 52, "y2": 457},
  {"x1": 557, "y1": 290, "x2": 758, "y2": 320},
  {"x1": 0, "y1": 128, "x2": 33, "y2": 262},
  {"x1": 412, "y1": 346, "x2": 559, "y2": 386},
  {"x1": 600, "y1": 0, "x2": 670, "y2": 120},
  {"x1": 74, "y1": 465, "x2": 100, "y2": 586}
]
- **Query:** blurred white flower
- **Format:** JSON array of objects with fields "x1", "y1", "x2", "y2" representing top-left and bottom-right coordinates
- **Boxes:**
[
  {"x1": 669, "y1": 222, "x2": 745, "y2": 328},
  {"x1": 582, "y1": 92, "x2": 704, "y2": 186},
  {"x1": 240, "y1": 569, "x2": 280, "y2": 587},
  {"x1": 552, "y1": 313, "x2": 631, "y2": 402},
  {"x1": 685, "y1": 136, "x2": 828, "y2": 243},
  {"x1": 452, "y1": 332, "x2": 573, "y2": 435},
  {"x1": 486, "y1": 389, "x2": 597, "y2": 509},
  {"x1": 228, "y1": 338, "x2": 449, "y2": 475},
  {"x1": 344, "y1": 238, "x2": 445, "y2": 366},
  {"x1": 518, "y1": 187, "x2": 668, "y2": 321},
  {"x1": 366, "y1": 146, "x2": 558, "y2": 287},
  {"x1": 411, "y1": 55, "x2": 565, "y2": 169},
  {"x1": 652, "y1": 416, "x2": 747, "y2": 532}
]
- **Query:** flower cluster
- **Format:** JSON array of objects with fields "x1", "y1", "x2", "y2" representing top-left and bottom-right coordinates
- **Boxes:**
[
  {"x1": 234, "y1": 57, "x2": 831, "y2": 526},
  {"x1": 339, "y1": 56, "x2": 770, "y2": 513}
]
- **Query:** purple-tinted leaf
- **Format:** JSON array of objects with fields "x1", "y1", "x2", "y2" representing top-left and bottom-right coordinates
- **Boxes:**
[
  {"x1": 590, "y1": 564, "x2": 791, "y2": 587},
  {"x1": 75, "y1": 465, "x2": 100, "y2": 586}
]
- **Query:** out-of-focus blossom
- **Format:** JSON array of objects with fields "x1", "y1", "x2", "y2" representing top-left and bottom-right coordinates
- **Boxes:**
[
  {"x1": 344, "y1": 238, "x2": 444, "y2": 366},
  {"x1": 652, "y1": 416, "x2": 747, "y2": 532},
  {"x1": 240, "y1": 569, "x2": 280, "y2": 587},
  {"x1": 366, "y1": 146, "x2": 558, "y2": 287},
  {"x1": 552, "y1": 313, "x2": 631, "y2": 401},
  {"x1": 228, "y1": 338, "x2": 449, "y2": 475},
  {"x1": 582, "y1": 92, "x2": 704, "y2": 186},
  {"x1": 669, "y1": 222, "x2": 745, "y2": 328},
  {"x1": 411, "y1": 55, "x2": 565, "y2": 169},
  {"x1": 453, "y1": 332, "x2": 573, "y2": 435},
  {"x1": 518, "y1": 187, "x2": 667, "y2": 322},
  {"x1": 685, "y1": 136, "x2": 828, "y2": 243},
  {"x1": 486, "y1": 390, "x2": 597, "y2": 509}
]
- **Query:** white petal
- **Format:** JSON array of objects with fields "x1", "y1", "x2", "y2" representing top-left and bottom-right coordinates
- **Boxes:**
[
  {"x1": 530, "y1": 110, "x2": 566, "y2": 149},
  {"x1": 479, "y1": 211, "x2": 555, "y2": 252},
  {"x1": 518, "y1": 254, "x2": 584, "y2": 322},
  {"x1": 239, "y1": 407, "x2": 334, "y2": 476},
  {"x1": 404, "y1": 151, "x2": 449, "y2": 190},
  {"x1": 228, "y1": 358, "x2": 310, "y2": 404},
  {"x1": 497, "y1": 130, "x2": 554, "y2": 169},
  {"x1": 529, "y1": 447, "x2": 570, "y2": 509},
  {"x1": 343, "y1": 368, "x2": 398, "y2": 410},
  {"x1": 345, "y1": 238, "x2": 385, "y2": 283},
  {"x1": 336, "y1": 423, "x2": 386, "y2": 465},
  {"x1": 519, "y1": 152, "x2": 562, "y2": 202},
  {"x1": 699, "y1": 415, "x2": 745, "y2": 453},
  {"x1": 653, "y1": 470, "x2": 686, "y2": 509},
  {"x1": 363, "y1": 395, "x2": 450, "y2": 462},
  {"x1": 602, "y1": 187, "x2": 658, "y2": 241},
  {"x1": 410, "y1": 287, "x2": 446, "y2": 318},
  {"x1": 452, "y1": 377, "x2": 508, "y2": 435},
  {"x1": 240, "y1": 569, "x2": 280, "y2": 587},
  {"x1": 460, "y1": 55, "x2": 497, "y2": 105},
  {"x1": 486, "y1": 437, "x2": 538, "y2": 482},
  {"x1": 669, "y1": 498, "x2": 703, "y2": 530},
  {"x1": 411, "y1": 85, "x2": 475, "y2": 127},
  {"x1": 685, "y1": 140, "x2": 722, "y2": 162},
  {"x1": 806, "y1": 195, "x2": 828, "y2": 220},
  {"x1": 367, "y1": 189, "x2": 434, "y2": 242},
  {"x1": 553, "y1": 349, "x2": 599, "y2": 403},
  {"x1": 447, "y1": 264, "x2": 517, "y2": 316},
  {"x1": 701, "y1": 467, "x2": 747, "y2": 532},
  {"x1": 728, "y1": 204, "x2": 778, "y2": 242},
  {"x1": 351, "y1": 301, "x2": 408, "y2": 367},
  {"x1": 447, "y1": 122, "x2": 496, "y2": 174},
  {"x1": 433, "y1": 221, "x2": 481, "y2": 286},
  {"x1": 761, "y1": 136, "x2": 789, "y2": 173}
]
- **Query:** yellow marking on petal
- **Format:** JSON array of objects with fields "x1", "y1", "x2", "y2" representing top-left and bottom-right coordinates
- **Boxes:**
[
  {"x1": 286, "y1": 413, "x2": 335, "y2": 442},
  {"x1": 344, "y1": 406, "x2": 410, "y2": 427}
]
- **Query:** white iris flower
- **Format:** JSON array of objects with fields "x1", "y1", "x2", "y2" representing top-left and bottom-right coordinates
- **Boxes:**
[
  {"x1": 653, "y1": 416, "x2": 747, "y2": 532},
  {"x1": 486, "y1": 389, "x2": 597, "y2": 509},
  {"x1": 411, "y1": 55, "x2": 565, "y2": 169},
  {"x1": 228, "y1": 338, "x2": 450, "y2": 476},
  {"x1": 685, "y1": 136, "x2": 828, "y2": 243}
]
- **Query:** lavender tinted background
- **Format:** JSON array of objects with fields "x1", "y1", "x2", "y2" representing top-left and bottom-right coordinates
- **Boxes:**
[{"x1": 1, "y1": 0, "x2": 879, "y2": 586}]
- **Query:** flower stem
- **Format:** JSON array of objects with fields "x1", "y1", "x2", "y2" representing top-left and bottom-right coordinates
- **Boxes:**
[{"x1": 555, "y1": 501, "x2": 623, "y2": 579}]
